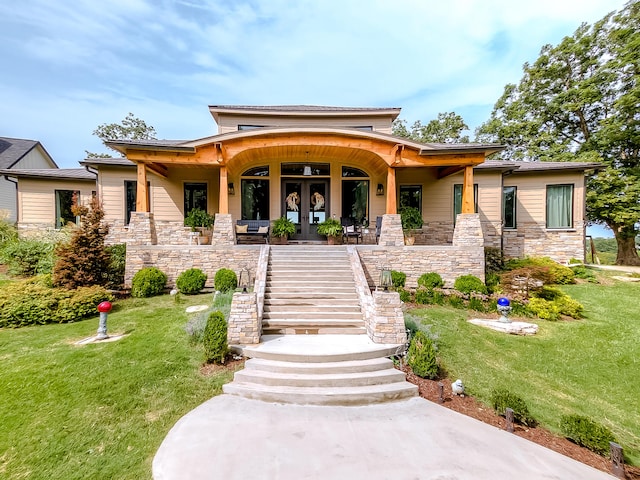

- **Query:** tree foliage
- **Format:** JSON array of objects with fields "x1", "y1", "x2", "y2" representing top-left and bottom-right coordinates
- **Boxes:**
[
  {"x1": 477, "y1": 1, "x2": 640, "y2": 265},
  {"x1": 86, "y1": 112, "x2": 157, "y2": 158},
  {"x1": 393, "y1": 112, "x2": 470, "y2": 143}
]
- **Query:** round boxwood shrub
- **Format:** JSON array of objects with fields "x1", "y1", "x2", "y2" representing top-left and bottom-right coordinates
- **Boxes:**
[
  {"x1": 214, "y1": 268, "x2": 237, "y2": 292},
  {"x1": 454, "y1": 274, "x2": 487, "y2": 294},
  {"x1": 131, "y1": 267, "x2": 167, "y2": 298},
  {"x1": 176, "y1": 268, "x2": 208, "y2": 295},
  {"x1": 491, "y1": 388, "x2": 537, "y2": 427},
  {"x1": 203, "y1": 311, "x2": 228, "y2": 364},
  {"x1": 417, "y1": 272, "x2": 444, "y2": 289},
  {"x1": 406, "y1": 331, "x2": 438, "y2": 379},
  {"x1": 391, "y1": 270, "x2": 406, "y2": 288},
  {"x1": 560, "y1": 415, "x2": 616, "y2": 456}
]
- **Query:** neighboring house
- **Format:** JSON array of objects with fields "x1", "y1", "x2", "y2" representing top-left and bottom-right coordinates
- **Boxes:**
[
  {"x1": 10, "y1": 105, "x2": 599, "y2": 289},
  {"x1": 0, "y1": 137, "x2": 58, "y2": 222}
]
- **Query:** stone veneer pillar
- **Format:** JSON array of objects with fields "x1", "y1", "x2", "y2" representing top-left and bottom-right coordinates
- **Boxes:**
[
  {"x1": 228, "y1": 292, "x2": 260, "y2": 345},
  {"x1": 378, "y1": 214, "x2": 404, "y2": 247},
  {"x1": 211, "y1": 213, "x2": 235, "y2": 246},
  {"x1": 452, "y1": 213, "x2": 484, "y2": 247},
  {"x1": 369, "y1": 291, "x2": 407, "y2": 345},
  {"x1": 127, "y1": 212, "x2": 157, "y2": 245}
]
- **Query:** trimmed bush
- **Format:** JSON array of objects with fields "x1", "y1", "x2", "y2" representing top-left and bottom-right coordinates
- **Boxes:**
[
  {"x1": 131, "y1": 267, "x2": 167, "y2": 298},
  {"x1": 417, "y1": 272, "x2": 444, "y2": 289},
  {"x1": 454, "y1": 274, "x2": 487, "y2": 294},
  {"x1": 407, "y1": 331, "x2": 438, "y2": 379},
  {"x1": 448, "y1": 294, "x2": 465, "y2": 308},
  {"x1": 1, "y1": 238, "x2": 55, "y2": 276},
  {"x1": 505, "y1": 257, "x2": 575, "y2": 285},
  {"x1": 560, "y1": 415, "x2": 616, "y2": 456},
  {"x1": 214, "y1": 268, "x2": 237, "y2": 292},
  {"x1": 415, "y1": 288, "x2": 444, "y2": 305},
  {"x1": 398, "y1": 288, "x2": 412, "y2": 303},
  {"x1": 176, "y1": 268, "x2": 208, "y2": 295},
  {"x1": 391, "y1": 270, "x2": 406, "y2": 288},
  {"x1": 491, "y1": 389, "x2": 537, "y2": 427},
  {"x1": 203, "y1": 311, "x2": 228, "y2": 364},
  {"x1": 105, "y1": 243, "x2": 126, "y2": 290},
  {"x1": 0, "y1": 277, "x2": 113, "y2": 328},
  {"x1": 527, "y1": 297, "x2": 561, "y2": 320}
]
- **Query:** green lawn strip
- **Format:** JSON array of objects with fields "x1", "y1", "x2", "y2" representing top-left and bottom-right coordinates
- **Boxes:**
[
  {"x1": 412, "y1": 278, "x2": 640, "y2": 465},
  {"x1": 0, "y1": 293, "x2": 234, "y2": 480}
]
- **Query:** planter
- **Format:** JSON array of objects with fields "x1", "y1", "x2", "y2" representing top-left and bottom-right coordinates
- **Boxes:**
[
  {"x1": 404, "y1": 235, "x2": 415, "y2": 246},
  {"x1": 272, "y1": 236, "x2": 288, "y2": 245},
  {"x1": 327, "y1": 235, "x2": 342, "y2": 245}
]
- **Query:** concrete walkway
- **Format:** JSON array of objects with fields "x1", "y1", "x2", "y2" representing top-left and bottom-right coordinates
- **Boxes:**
[{"x1": 153, "y1": 395, "x2": 614, "y2": 479}]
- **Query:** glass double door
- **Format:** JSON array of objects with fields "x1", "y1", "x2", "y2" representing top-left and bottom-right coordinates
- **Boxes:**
[{"x1": 283, "y1": 180, "x2": 329, "y2": 240}]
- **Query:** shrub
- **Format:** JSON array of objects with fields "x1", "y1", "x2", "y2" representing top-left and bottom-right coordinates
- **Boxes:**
[
  {"x1": 399, "y1": 206, "x2": 423, "y2": 231},
  {"x1": 105, "y1": 243, "x2": 126, "y2": 290},
  {"x1": 0, "y1": 277, "x2": 113, "y2": 328},
  {"x1": 448, "y1": 294, "x2": 465, "y2": 309},
  {"x1": 1, "y1": 238, "x2": 55, "y2": 276},
  {"x1": 176, "y1": 268, "x2": 208, "y2": 295},
  {"x1": 391, "y1": 270, "x2": 406, "y2": 288},
  {"x1": 468, "y1": 296, "x2": 485, "y2": 312},
  {"x1": 406, "y1": 331, "x2": 438, "y2": 379},
  {"x1": 554, "y1": 295, "x2": 584, "y2": 319},
  {"x1": 500, "y1": 266, "x2": 554, "y2": 298},
  {"x1": 398, "y1": 288, "x2": 412, "y2": 303},
  {"x1": 53, "y1": 197, "x2": 111, "y2": 289},
  {"x1": 491, "y1": 389, "x2": 537, "y2": 427},
  {"x1": 529, "y1": 288, "x2": 584, "y2": 320},
  {"x1": 214, "y1": 268, "x2": 237, "y2": 292},
  {"x1": 454, "y1": 274, "x2": 487, "y2": 294},
  {"x1": 527, "y1": 297, "x2": 561, "y2": 320},
  {"x1": 415, "y1": 288, "x2": 444, "y2": 305},
  {"x1": 417, "y1": 272, "x2": 444, "y2": 289},
  {"x1": 0, "y1": 217, "x2": 18, "y2": 247},
  {"x1": 505, "y1": 257, "x2": 575, "y2": 285},
  {"x1": 571, "y1": 265, "x2": 598, "y2": 283},
  {"x1": 485, "y1": 272, "x2": 501, "y2": 294},
  {"x1": 560, "y1": 415, "x2": 616, "y2": 456},
  {"x1": 485, "y1": 247, "x2": 503, "y2": 274},
  {"x1": 131, "y1": 267, "x2": 167, "y2": 298},
  {"x1": 203, "y1": 311, "x2": 228, "y2": 364}
]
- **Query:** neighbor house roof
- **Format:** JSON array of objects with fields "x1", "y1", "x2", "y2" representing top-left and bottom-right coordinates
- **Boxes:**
[
  {"x1": 476, "y1": 160, "x2": 603, "y2": 173},
  {"x1": 0, "y1": 136, "x2": 58, "y2": 169},
  {"x1": 0, "y1": 168, "x2": 96, "y2": 181}
]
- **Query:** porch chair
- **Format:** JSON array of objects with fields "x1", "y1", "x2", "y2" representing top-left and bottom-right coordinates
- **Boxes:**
[{"x1": 341, "y1": 217, "x2": 363, "y2": 244}]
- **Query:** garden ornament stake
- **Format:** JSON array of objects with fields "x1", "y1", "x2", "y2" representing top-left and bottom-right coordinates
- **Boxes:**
[
  {"x1": 96, "y1": 301, "x2": 113, "y2": 340},
  {"x1": 497, "y1": 297, "x2": 511, "y2": 323}
]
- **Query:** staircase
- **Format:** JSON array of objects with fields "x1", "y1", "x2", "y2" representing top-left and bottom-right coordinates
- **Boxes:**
[
  {"x1": 262, "y1": 246, "x2": 365, "y2": 335},
  {"x1": 223, "y1": 246, "x2": 418, "y2": 406}
]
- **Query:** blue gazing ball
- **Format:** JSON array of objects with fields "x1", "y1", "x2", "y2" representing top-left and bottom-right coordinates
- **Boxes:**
[{"x1": 497, "y1": 297, "x2": 510, "y2": 307}]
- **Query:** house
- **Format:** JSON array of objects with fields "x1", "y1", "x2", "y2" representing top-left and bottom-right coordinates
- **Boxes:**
[
  {"x1": 10, "y1": 105, "x2": 599, "y2": 289},
  {"x1": 0, "y1": 137, "x2": 59, "y2": 222}
]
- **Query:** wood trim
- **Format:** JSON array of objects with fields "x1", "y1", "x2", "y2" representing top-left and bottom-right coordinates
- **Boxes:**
[
  {"x1": 219, "y1": 166, "x2": 229, "y2": 214},
  {"x1": 386, "y1": 167, "x2": 397, "y2": 214},
  {"x1": 437, "y1": 165, "x2": 465, "y2": 179},
  {"x1": 136, "y1": 163, "x2": 149, "y2": 212},
  {"x1": 462, "y1": 165, "x2": 474, "y2": 214}
]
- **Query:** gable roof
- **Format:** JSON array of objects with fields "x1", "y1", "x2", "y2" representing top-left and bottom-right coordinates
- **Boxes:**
[
  {"x1": 0, "y1": 168, "x2": 95, "y2": 181},
  {"x1": 0, "y1": 136, "x2": 58, "y2": 169}
]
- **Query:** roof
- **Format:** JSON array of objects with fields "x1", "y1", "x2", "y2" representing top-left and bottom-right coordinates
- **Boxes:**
[
  {"x1": 80, "y1": 157, "x2": 136, "y2": 168},
  {"x1": 0, "y1": 168, "x2": 96, "y2": 181},
  {"x1": 476, "y1": 160, "x2": 603, "y2": 172},
  {"x1": 0, "y1": 136, "x2": 58, "y2": 169},
  {"x1": 208, "y1": 105, "x2": 402, "y2": 123}
]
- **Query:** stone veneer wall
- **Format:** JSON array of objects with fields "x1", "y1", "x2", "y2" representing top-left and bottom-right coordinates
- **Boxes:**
[
  {"x1": 17, "y1": 223, "x2": 54, "y2": 238},
  {"x1": 370, "y1": 291, "x2": 407, "y2": 345},
  {"x1": 104, "y1": 220, "x2": 129, "y2": 245},
  {"x1": 378, "y1": 214, "x2": 404, "y2": 246},
  {"x1": 211, "y1": 213, "x2": 235, "y2": 245},
  {"x1": 503, "y1": 221, "x2": 585, "y2": 264},
  {"x1": 253, "y1": 245, "x2": 269, "y2": 321},
  {"x1": 228, "y1": 292, "x2": 260, "y2": 345},
  {"x1": 124, "y1": 245, "x2": 262, "y2": 288}
]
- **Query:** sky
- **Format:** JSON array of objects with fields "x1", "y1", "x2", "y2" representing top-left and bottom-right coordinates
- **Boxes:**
[{"x1": 0, "y1": 0, "x2": 623, "y2": 236}]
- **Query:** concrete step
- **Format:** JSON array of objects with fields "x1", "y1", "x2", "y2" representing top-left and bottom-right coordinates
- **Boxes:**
[
  {"x1": 222, "y1": 382, "x2": 418, "y2": 406},
  {"x1": 244, "y1": 356, "x2": 394, "y2": 374},
  {"x1": 262, "y1": 326, "x2": 367, "y2": 335},
  {"x1": 262, "y1": 312, "x2": 363, "y2": 321},
  {"x1": 267, "y1": 270, "x2": 349, "y2": 277},
  {"x1": 267, "y1": 281, "x2": 356, "y2": 288},
  {"x1": 264, "y1": 298, "x2": 359, "y2": 306},
  {"x1": 263, "y1": 305, "x2": 361, "y2": 313},
  {"x1": 233, "y1": 368, "x2": 407, "y2": 388},
  {"x1": 264, "y1": 291, "x2": 359, "y2": 299}
]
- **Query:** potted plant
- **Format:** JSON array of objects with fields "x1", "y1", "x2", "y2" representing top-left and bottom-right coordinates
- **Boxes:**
[
  {"x1": 317, "y1": 217, "x2": 343, "y2": 245},
  {"x1": 400, "y1": 206, "x2": 423, "y2": 245},
  {"x1": 185, "y1": 208, "x2": 215, "y2": 243},
  {"x1": 271, "y1": 216, "x2": 296, "y2": 244}
]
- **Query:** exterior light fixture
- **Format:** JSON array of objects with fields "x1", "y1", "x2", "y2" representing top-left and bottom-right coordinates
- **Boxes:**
[
  {"x1": 238, "y1": 268, "x2": 250, "y2": 293},
  {"x1": 228, "y1": 183, "x2": 235, "y2": 195},
  {"x1": 376, "y1": 183, "x2": 384, "y2": 196},
  {"x1": 379, "y1": 268, "x2": 393, "y2": 291}
]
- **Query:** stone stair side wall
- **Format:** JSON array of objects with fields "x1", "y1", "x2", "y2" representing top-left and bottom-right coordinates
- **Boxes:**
[
  {"x1": 347, "y1": 245, "x2": 373, "y2": 328},
  {"x1": 254, "y1": 244, "x2": 270, "y2": 321},
  {"x1": 228, "y1": 291, "x2": 260, "y2": 345}
]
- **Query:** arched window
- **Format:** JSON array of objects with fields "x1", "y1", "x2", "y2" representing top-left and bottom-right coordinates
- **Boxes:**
[
  {"x1": 341, "y1": 166, "x2": 369, "y2": 226},
  {"x1": 241, "y1": 166, "x2": 270, "y2": 220}
]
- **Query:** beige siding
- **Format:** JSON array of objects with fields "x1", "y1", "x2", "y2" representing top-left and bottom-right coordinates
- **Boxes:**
[
  {"x1": 216, "y1": 114, "x2": 393, "y2": 135},
  {"x1": 18, "y1": 178, "x2": 95, "y2": 224},
  {"x1": 14, "y1": 145, "x2": 57, "y2": 169},
  {"x1": 0, "y1": 177, "x2": 17, "y2": 221}
]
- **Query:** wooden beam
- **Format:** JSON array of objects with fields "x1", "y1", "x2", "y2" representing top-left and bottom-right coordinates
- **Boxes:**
[
  {"x1": 145, "y1": 162, "x2": 168, "y2": 178},
  {"x1": 462, "y1": 165, "x2": 474, "y2": 214},
  {"x1": 386, "y1": 167, "x2": 397, "y2": 214},
  {"x1": 215, "y1": 142, "x2": 227, "y2": 165},
  {"x1": 219, "y1": 166, "x2": 229, "y2": 214},
  {"x1": 437, "y1": 165, "x2": 465, "y2": 179},
  {"x1": 136, "y1": 163, "x2": 149, "y2": 212}
]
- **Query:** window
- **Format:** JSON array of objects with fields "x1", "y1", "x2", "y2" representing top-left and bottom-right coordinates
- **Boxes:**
[
  {"x1": 124, "y1": 180, "x2": 151, "y2": 225},
  {"x1": 238, "y1": 125, "x2": 265, "y2": 130},
  {"x1": 281, "y1": 163, "x2": 330, "y2": 176},
  {"x1": 453, "y1": 184, "x2": 478, "y2": 222},
  {"x1": 55, "y1": 190, "x2": 79, "y2": 229},
  {"x1": 400, "y1": 185, "x2": 422, "y2": 211},
  {"x1": 546, "y1": 184, "x2": 573, "y2": 228},
  {"x1": 503, "y1": 186, "x2": 517, "y2": 229},
  {"x1": 241, "y1": 166, "x2": 270, "y2": 220},
  {"x1": 184, "y1": 183, "x2": 207, "y2": 218},
  {"x1": 342, "y1": 181, "x2": 369, "y2": 225}
]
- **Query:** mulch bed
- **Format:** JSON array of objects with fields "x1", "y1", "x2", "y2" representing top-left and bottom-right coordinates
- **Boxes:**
[{"x1": 400, "y1": 364, "x2": 640, "y2": 479}]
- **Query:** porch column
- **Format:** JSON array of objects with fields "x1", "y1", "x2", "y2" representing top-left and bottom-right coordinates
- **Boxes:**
[
  {"x1": 136, "y1": 163, "x2": 149, "y2": 212},
  {"x1": 386, "y1": 167, "x2": 397, "y2": 214},
  {"x1": 462, "y1": 165, "x2": 474, "y2": 214},
  {"x1": 219, "y1": 166, "x2": 229, "y2": 215}
]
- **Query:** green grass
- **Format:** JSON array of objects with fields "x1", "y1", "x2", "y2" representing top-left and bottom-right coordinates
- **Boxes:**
[
  {"x1": 411, "y1": 272, "x2": 640, "y2": 465},
  {"x1": 0, "y1": 293, "x2": 236, "y2": 479}
]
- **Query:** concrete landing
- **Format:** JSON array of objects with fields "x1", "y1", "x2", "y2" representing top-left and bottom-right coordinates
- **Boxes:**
[{"x1": 153, "y1": 395, "x2": 614, "y2": 480}]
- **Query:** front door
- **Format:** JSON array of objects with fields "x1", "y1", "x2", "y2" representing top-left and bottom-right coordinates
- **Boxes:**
[{"x1": 283, "y1": 180, "x2": 329, "y2": 241}]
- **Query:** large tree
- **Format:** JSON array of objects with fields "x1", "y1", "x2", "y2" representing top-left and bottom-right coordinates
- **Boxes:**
[
  {"x1": 477, "y1": 0, "x2": 640, "y2": 265},
  {"x1": 86, "y1": 112, "x2": 157, "y2": 158},
  {"x1": 393, "y1": 112, "x2": 470, "y2": 143}
]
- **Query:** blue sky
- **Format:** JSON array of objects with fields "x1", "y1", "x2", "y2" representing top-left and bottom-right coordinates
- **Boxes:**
[{"x1": 0, "y1": 1, "x2": 622, "y2": 236}]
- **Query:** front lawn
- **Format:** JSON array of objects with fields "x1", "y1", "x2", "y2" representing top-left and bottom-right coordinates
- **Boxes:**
[
  {"x1": 410, "y1": 272, "x2": 640, "y2": 465},
  {"x1": 0, "y1": 294, "x2": 235, "y2": 480}
]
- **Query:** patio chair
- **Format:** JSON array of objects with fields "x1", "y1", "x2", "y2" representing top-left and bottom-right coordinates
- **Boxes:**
[{"x1": 341, "y1": 217, "x2": 363, "y2": 244}]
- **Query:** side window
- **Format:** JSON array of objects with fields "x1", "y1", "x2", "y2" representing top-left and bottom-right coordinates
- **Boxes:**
[
  {"x1": 546, "y1": 184, "x2": 573, "y2": 228},
  {"x1": 400, "y1": 185, "x2": 422, "y2": 211},
  {"x1": 503, "y1": 186, "x2": 517, "y2": 229},
  {"x1": 241, "y1": 166, "x2": 270, "y2": 220},
  {"x1": 125, "y1": 180, "x2": 150, "y2": 224},
  {"x1": 55, "y1": 190, "x2": 79, "y2": 228},
  {"x1": 184, "y1": 183, "x2": 208, "y2": 218},
  {"x1": 453, "y1": 184, "x2": 478, "y2": 223}
]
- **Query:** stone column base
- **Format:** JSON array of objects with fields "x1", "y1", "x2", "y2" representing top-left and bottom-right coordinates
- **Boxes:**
[
  {"x1": 212, "y1": 213, "x2": 235, "y2": 246},
  {"x1": 379, "y1": 214, "x2": 404, "y2": 247},
  {"x1": 368, "y1": 290, "x2": 407, "y2": 344},
  {"x1": 228, "y1": 292, "x2": 260, "y2": 345}
]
